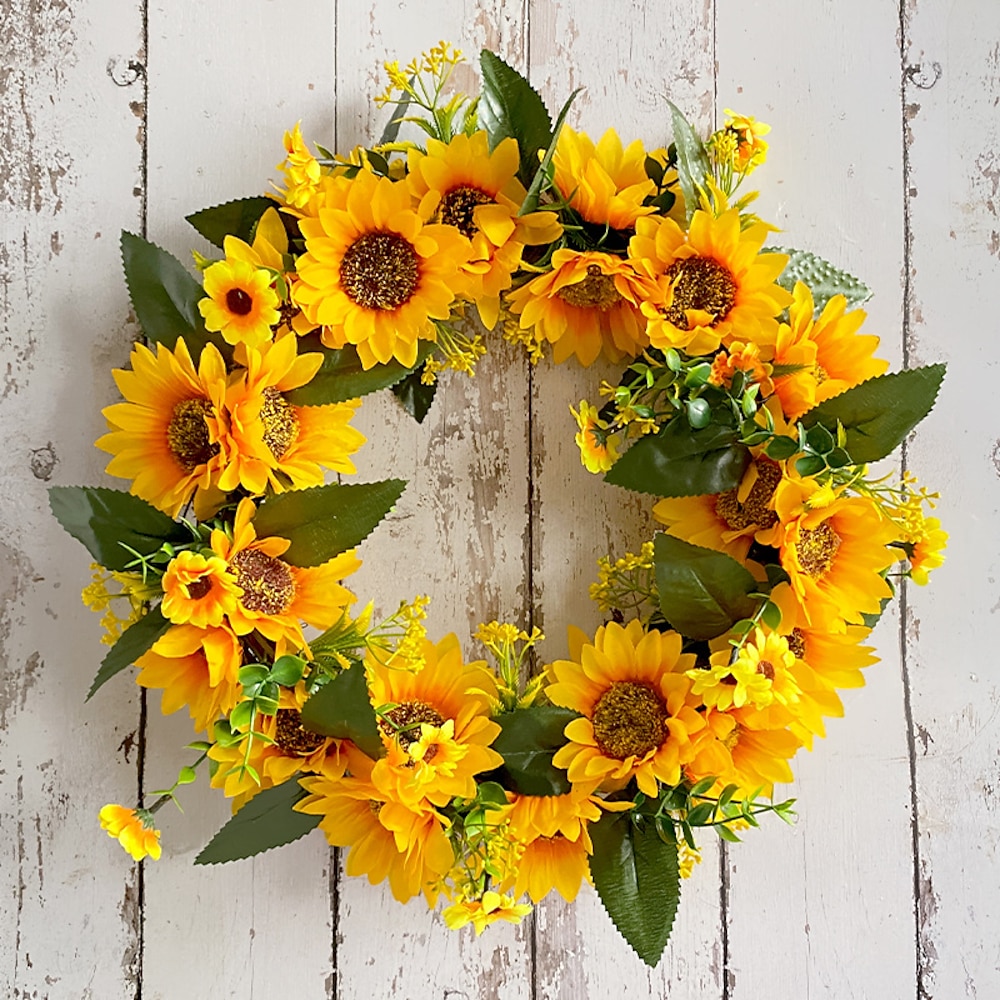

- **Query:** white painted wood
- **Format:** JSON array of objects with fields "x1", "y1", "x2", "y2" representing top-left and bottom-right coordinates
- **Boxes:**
[
  {"x1": 0, "y1": 1, "x2": 146, "y2": 997},
  {"x1": 717, "y1": 4, "x2": 918, "y2": 996}
]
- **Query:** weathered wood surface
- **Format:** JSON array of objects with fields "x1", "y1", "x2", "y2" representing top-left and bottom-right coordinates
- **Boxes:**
[{"x1": 2, "y1": 1, "x2": 997, "y2": 998}]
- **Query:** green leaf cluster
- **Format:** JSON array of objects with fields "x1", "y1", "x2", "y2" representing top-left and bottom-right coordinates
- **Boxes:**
[
  {"x1": 488, "y1": 707, "x2": 578, "y2": 796},
  {"x1": 300, "y1": 663, "x2": 383, "y2": 760}
]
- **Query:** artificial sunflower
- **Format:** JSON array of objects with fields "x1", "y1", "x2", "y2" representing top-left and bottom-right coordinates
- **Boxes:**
[
  {"x1": 547, "y1": 620, "x2": 706, "y2": 796},
  {"x1": 97, "y1": 338, "x2": 231, "y2": 518},
  {"x1": 292, "y1": 169, "x2": 472, "y2": 369},
  {"x1": 442, "y1": 891, "x2": 532, "y2": 934},
  {"x1": 906, "y1": 515, "x2": 948, "y2": 586},
  {"x1": 159, "y1": 550, "x2": 242, "y2": 628},
  {"x1": 99, "y1": 805, "x2": 161, "y2": 862},
  {"x1": 570, "y1": 400, "x2": 621, "y2": 474},
  {"x1": 199, "y1": 256, "x2": 281, "y2": 349}
]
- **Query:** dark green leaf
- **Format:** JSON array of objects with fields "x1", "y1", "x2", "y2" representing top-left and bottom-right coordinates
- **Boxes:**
[
  {"x1": 489, "y1": 707, "x2": 578, "y2": 796},
  {"x1": 478, "y1": 50, "x2": 552, "y2": 185},
  {"x1": 186, "y1": 197, "x2": 275, "y2": 248},
  {"x1": 766, "y1": 246, "x2": 872, "y2": 312},
  {"x1": 764, "y1": 435, "x2": 799, "y2": 460},
  {"x1": 799, "y1": 365, "x2": 946, "y2": 464},
  {"x1": 120, "y1": 232, "x2": 217, "y2": 354},
  {"x1": 805, "y1": 423, "x2": 835, "y2": 454},
  {"x1": 605, "y1": 419, "x2": 750, "y2": 498},
  {"x1": 49, "y1": 486, "x2": 188, "y2": 571},
  {"x1": 286, "y1": 339, "x2": 436, "y2": 406},
  {"x1": 654, "y1": 534, "x2": 759, "y2": 640},
  {"x1": 519, "y1": 87, "x2": 581, "y2": 216},
  {"x1": 589, "y1": 811, "x2": 680, "y2": 967},
  {"x1": 195, "y1": 780, "x2": 320, "y2": 864},
  {"x1": 377, "y1": 81, "x2": 414, "y2": 147},
  {"x1": 270, "y1": 655, "x2": 306, "y2": 687},
  {"x1": 685, "y1": 802, "x2": 716, "y2": 826},
  {"x1": 668, "y1": 102, "x2": 712, "y2": 223},
  {"x1": 794, "y1": 454, "x2": 826, "y2": 477},
  {"x1": 391, "y1": 366, "x2": 438, "y2": 423},
  {"x1": 252, "y1": 479, "x2": 406, "y2": 567},
  {"x1": 300, "y1": 663, "x2": 383, "y2": 759},
  {"x1": 88, "y1": 606, "x2": 171, "y2": 700}
]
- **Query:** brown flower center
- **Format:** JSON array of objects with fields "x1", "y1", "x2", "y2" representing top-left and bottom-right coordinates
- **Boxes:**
[
  {"x1": 368, "y1": 799, "x2": 384, "y2": 817},
  {"x1": 558, "y1": 264, "x2": 624, "y2": 310},
  {"x1": 273, "y1": 708, "x2": 326, "y2": 756},
  {"x1": 439, "y1": 185, "x2": 492, "y2": 238},
  {"x1": 226, "y1": 288, "x2": 253, "y2": 316},
  {"x1": 379, "y1": 700, "x2": 445, "y2": 749},
  {"x1": 260, "y1": 387, "x2": 298, "y2": 460},
  {"x1": 714, "y1": 458, "x2": 782, "y2": 532},
  {"x1": 166, "y1": 397, "x2": 219, "y2": 472},
  {"x1": 339, "y1": 230, "x2": 420, "y2": 311},
  {"x1": 592, "y1": 681, "x2": 667, "y2": 760},
  {"x1": 785, "y1": 627, "x2": 806, "y2": 658},
  {"x1": 229, "y1": 549, "x2": 296, "y2": 615},
  {"x1": 757, "y1": 660, "x2": 775, "y2": 681},
  {"x1": 186, "y1": 576, "x2": 213, "y2": 600},
  {"x1": 663, "y1": 256, "x2": 737, "y2": 330},
  {"x1": 796, "y1": 520, "x2": 842, "y2": 578}
]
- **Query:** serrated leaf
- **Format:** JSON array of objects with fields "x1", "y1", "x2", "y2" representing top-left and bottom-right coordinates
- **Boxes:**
[
  {"x1": 668, "y1": 102, "x2": 712, "y2": 224},
  {"x1": 252, "y1": 480, "x2": 406, "y2": 567},
  {"x1": 489, "y1": 707, "x2": 578, "y2": 796},
  {"x1": 799, "y1": 364, "x2": 946, "y2": 464},
  {"x1": 766, "y1": 246, "x2": 872, "y2": 313},
  {"x1": 589, "y1": 812, "x2": 680, "y2": 967},
  {"x1": 391, "y1": 366, "x2": 438, "y2": 423},
  {"x1": 286, "y1": 339, "x2": 436, "y2": 406},
  {"x1": 605, "y1": 419, "x2": 750, "y2": 498},
  {"x1": 478, "y1": 50, "x2": 552, "y2": 185},
  {"x1": 654, "y1": 534, "x2": 759, "y2": 641},
  {"x1": 195, "y1": 781, "x2": 319, "y2": 864},
  {"x1": 49, "y1": 486, "x2": 188, "y2": 571},
  {"x1": 120, "y1": 232, "x2": 218, "y2": 354},
  {"x1": 87, "y1": 606, "x2": 171, "y2": 700},
  {"x1": 300, "y1": 664, "x2": 383, "y2": 759},
  {"x1": 519, "y1": 87, "x2": 581, "y2": 216},
  {"x1": 186, "y1": 197, "x2": 275, "y2": 248}
]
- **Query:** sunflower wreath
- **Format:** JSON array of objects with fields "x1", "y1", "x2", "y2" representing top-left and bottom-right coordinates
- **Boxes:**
[{"x1": 52, "y1": 43, "x2": 948, "y2": 964}]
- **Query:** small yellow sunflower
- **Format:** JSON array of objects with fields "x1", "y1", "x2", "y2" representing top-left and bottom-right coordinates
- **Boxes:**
[
  {"x1": 160, "y1": 550, "x2": 242, "y2": 628},
  {"x1": 443, "y1": 891, "x2": 532, "y2": 934},
  {"x1": 199, "y1": 256, "x2": 281, "y2": 349},
  {"x1": 99, "y1": 805, "x2": 161, "y2": 862},
  {"x1": 907, "y1": 516, "x2": 948, "y2": 585},
  {"x1": 570, "y1": 400, "x2": 621, "y2": 474}
]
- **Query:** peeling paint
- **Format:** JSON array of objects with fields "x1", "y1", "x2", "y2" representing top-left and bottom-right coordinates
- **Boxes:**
[{"x1": 28, "y1": 442, "x2": 57, "y2": 481}]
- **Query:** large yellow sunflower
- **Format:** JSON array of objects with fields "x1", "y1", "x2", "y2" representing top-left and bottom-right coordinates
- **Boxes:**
[
  {"x1": 292, "y1": 169, "x2": 472, "y2": 369},
  {"x1": 547, "y1": 620, "x2": 706, "y2": 796},
  {"x1": 630, "y1": 208, "x2": 791, "y2": 356},
  {"x1": 97, "y1": 338, "x2": 231, "y2": 517}
]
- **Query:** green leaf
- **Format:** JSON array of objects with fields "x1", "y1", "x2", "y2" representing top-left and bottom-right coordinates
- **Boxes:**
[
  {"x1": 478, "y1": 50, "x2": 552, "y2": 186},
  {"x1": 48, "y1": 486, "x2": 188, "y2": 571},
  {"x1": 120, "y1": 232, "x2": 217, "y2": 354},
  {"x1": 269, "y1": 655, "x2": 306, "y2": 687},
  {"x1": 300, "y1": 664, "x2": 383, "y2": 759},
  {"x1": 195, "y1": 780, "x2": 320, "y2": 864},
  {"x1": 605, "y1": 419, "x2": 750, "y2": 498},
  {"x1": 286, "y1": 340, "x2": 437, "y2": 406},
  {"x1": 185, "y1": 196, "x2": 275, "y2": 248},
  {"x1": 519, "y1": 87, "x2": 581, "y2": 216},
  {"x1": 87, "y1": 606, "x2": 171, "y2": 700},
  {"x1": 391, "y1": 367, "x2": 438, "y2": 423},
  {"x1": 766, "y1": 246, "x2": 872, "y2": 312},
  {"x1": 376, "y1": 81, "x2": 414, "y2": 147},
  {"x1": 654, "y1": 534, "x2": 759, "y2": 640},
  {"x1": 764, "y1": 435, "x2": 799, "y2": 460},
  {"x1": 252, "y1": 479, "x2": 406, "y2": 567},
  {"x1": 489, "y1": 707, "x2": 578, "y2": 796},
  {"x1": 799, "y1": 364, "x2": 946, "y2": 464},
  {"x1": 668, "y1": 102, "x2": 712, "y2": 224},
  {"x1": 589, "y1": 812, "x2": 681, "y2": 967}
]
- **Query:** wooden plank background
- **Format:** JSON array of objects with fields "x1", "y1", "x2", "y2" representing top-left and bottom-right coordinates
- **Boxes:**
[{"x1": 2, "y1": 0, "x2": 996, "y2": 997}]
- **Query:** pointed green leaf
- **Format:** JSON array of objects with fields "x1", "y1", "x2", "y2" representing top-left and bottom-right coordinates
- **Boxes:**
[
  {"x1": 654, "y1": 534, "x2": 759, "y2": 640},
  {"x1": 251, "y1": 479, "x2": 406, "y2": 567},
  {"x1": 195, "y1": 780, "x2": 320, "y2": 864},
  {"x1": 519, "y1": 87, "x2": 582, "y2": 216},
  {"x1": 120, "y1": 232, "x2": 218, "y2": 353},
  {"x1": 478, "y1": 50, "x2": 552, "y2": 185},
  {"x1": 49, "y1": 486, "x2": 188, "y2": 571},
  {"x1": 376, "y1": 81, "x2": 414, "y2": 147},
  {"x1": 799, "y1": 364, "x2": 946, "y2": 464},
  {"x1": 300, "y1": 664, "x2": 383, "y2": 759},
  {"x1": 766, "y1": 246, "x2": 872, "y2": 312},
  {"x1": 490, "y1": 707, "x2": 578, "y2": 796},
  {"x1": 391, "y1": 366, "x2": 438, "y2": 423},
  {"x1": 605, "y1": 419, "x2": 750, "y2": 498},
  {"x1": 186, "y1": 196, "x2": 276, "y2": 248},
  {"x1": 668, "y1": 102, "x2": 712, "y2": 223},
  {"x1": 88, "y1": 606, "x2": 171, "y2": 700},
  {"x1": 589, "y1": 812, "x2": 681, "y2": 967},
  {"x1": 286, "y1": 339, "x2": 436, "y2": 406}
]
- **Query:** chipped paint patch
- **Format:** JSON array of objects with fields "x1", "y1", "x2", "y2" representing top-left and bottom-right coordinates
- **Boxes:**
[{"x1": 29, "y1": 442, "x2": 57, "y2": 481}]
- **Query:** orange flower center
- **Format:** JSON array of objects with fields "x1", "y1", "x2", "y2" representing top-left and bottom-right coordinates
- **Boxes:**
[
  {"x1": 379, "y1": 700, "x2": 445, "y2": 749},
  {"x1": 226, "y1": 288, "x2": 253, "y2": 316},
  {"x1": 260, "y1": 387, "x2": 299, "y2": 460},
  {"x1": 166, "y1": 397, "x2": 219, "y2": 471},
  {"x1": 439, "y1": 185, "x2": 492, "y2": 238},
  {"x1": 558, "y1": 264, "x2": 623, "y2": 310},
  {"x1": 796, "y1": 520, "x2": 842, "y2": 578},
  {"x1": 339, "y1": 231, "x2": 420, "y2": 310},
  {"x1": 273, "y1": 708, "x2": 326, "y2": 755},
  {"x1": 592, "y1": 681, "x2": 667, "y2": 760},
  {"x1": 714, "y1": 458, "x2": 782, "y2": 531},
  {"x1": 229, "y1": 549, "x2": 296, "y2": 615},
  {"x1": 663, "y1": 256, "x2": 737, "y2": 329}
]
